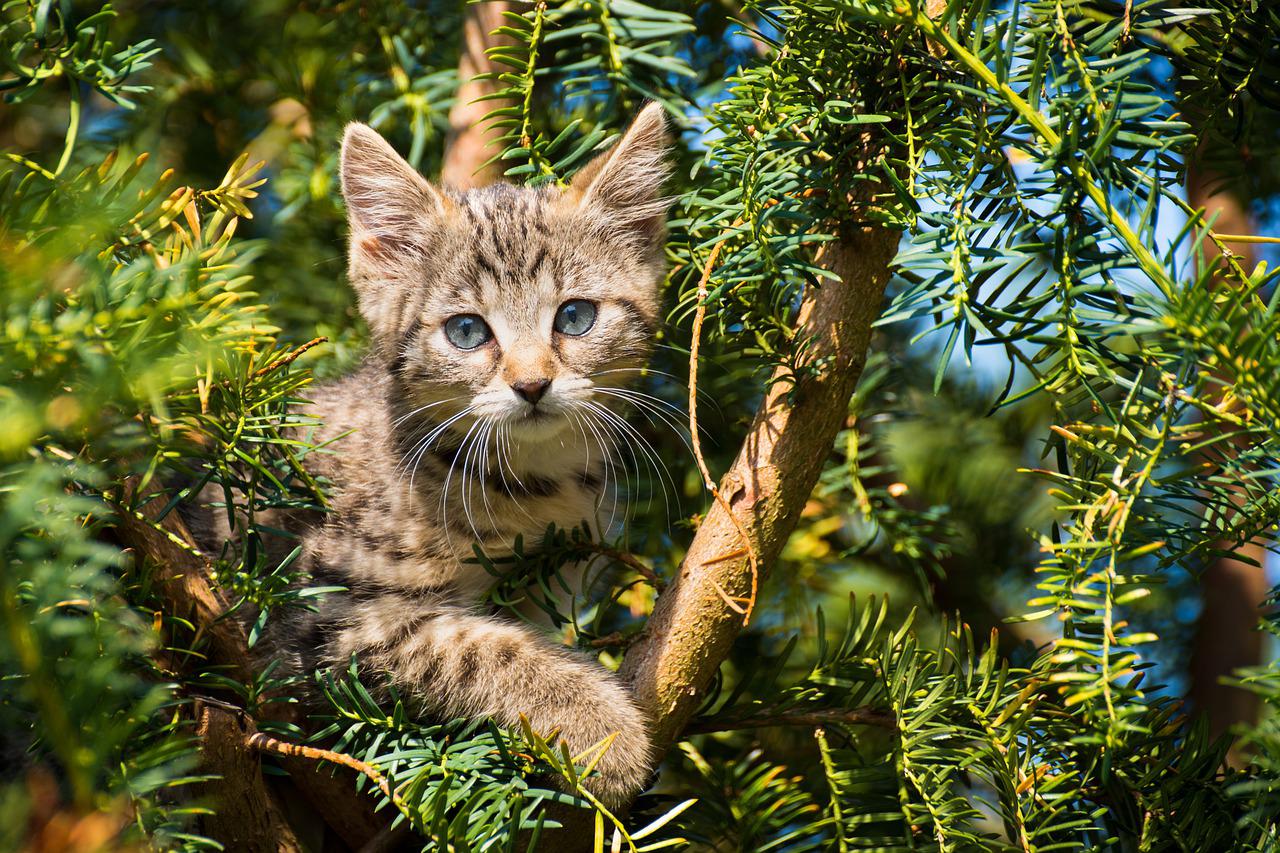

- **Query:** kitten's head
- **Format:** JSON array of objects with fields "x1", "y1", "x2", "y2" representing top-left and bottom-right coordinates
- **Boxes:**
[{"x1": 340, "y1": 104, "x2": 672, "y2": 445}]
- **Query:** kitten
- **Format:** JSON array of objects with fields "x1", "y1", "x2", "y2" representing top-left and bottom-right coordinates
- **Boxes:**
[{"x1": 276, "y1": 104, "x2": 672, "y2": 807}]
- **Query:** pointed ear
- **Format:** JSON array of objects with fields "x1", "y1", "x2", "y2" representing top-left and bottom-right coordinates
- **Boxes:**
[
  {"x1": 340, "y1": 122, "x2": 448, "y2": 261},
  {"x1": 566, "y1": 102, "x2": 673, "y2": 245}
]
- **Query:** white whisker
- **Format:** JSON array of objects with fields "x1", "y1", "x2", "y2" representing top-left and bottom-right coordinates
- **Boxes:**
[
  {"x1": 574, "y1": 408, "x2": 624, "y2": 534},
  {"x1": 587, "y1": 366, "x2": 723, "y2": 416},
  {"x1": 583, "y1": 399, "x2": 674, "y2": 522},
  {"x1": 494, "y1": 422, "x2": 538, "y2": 525},
  {"x1": 389, "y1": 394, "x2": 468, "y2": 430},
  {"x1": 593, "y1": 387, "x2": 697, "y2": 455},
  {"x1": 595, "y1": 400, "x2": 678, "y2": 515},
  {"x1": 398, "y1": 405, "x2": 474, "y2": 485},
  {"x1": 440, "y1": 415, "x2": 485, "y2": 547},
  {"x1": 475, "y1": 419, "x2": 502, "y2": 534}
]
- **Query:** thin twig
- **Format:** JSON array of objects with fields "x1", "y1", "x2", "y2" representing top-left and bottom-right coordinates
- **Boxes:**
[
  {"x1": 688, "y1": 225, "x2": 760, "y2": 625},
  {"x1": 587, "y1": 630, "x2": 645, "y2": 649},
  {"x1": 683, "y1": 706, "x2": 897, "y2": 735},
  {"x1": 247, "y1": 732, "x2": 403, "y2": 811},
  {"x1": 252, "y1": 336, "x2": 328, "y2": 379},
  {"x1": 581, "y1": 542, "x2": 665, "y2": 589}
]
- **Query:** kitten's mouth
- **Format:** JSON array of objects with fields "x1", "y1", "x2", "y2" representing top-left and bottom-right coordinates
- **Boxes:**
[
  {"x1": 518, "y1": 401, "x2": 565, "y2": 422},
  {"x1": 507, "y1": 404, "x2": 570, "y2": 440},
  {"x1": 503, "y1": 405, "x2": 543, "y2": 426}
]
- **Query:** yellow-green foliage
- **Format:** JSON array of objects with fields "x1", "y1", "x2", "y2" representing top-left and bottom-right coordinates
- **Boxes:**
[{"x1": 4, "y1": 0, "x2": 1280, "y2": 850}]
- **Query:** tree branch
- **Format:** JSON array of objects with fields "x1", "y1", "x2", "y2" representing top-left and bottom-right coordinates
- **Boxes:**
[
  {"x1": 683, "y1": 706, "x2": 897, "y2": 735},
  {"x1": 581, "y1": 541, "x2": 666, "y2": 590},
  {"x1": 113, "y1": 479, "x2": 253, "y2": 684},
  {"x1": 195, "y1": 701, "x2": 301, "y2": 853},
  {"x1": 620, "y1": 223, "x2": 901, "y2": 753},
  {"x1": 248, "y1": 731, "x2": 402, "y2": 812},
  {"x1": 440, "y1": 1, "x2": 516, "y2": 189},
  {"x1": 617, "y1": 0, "x2": 950, "y2": 766}
]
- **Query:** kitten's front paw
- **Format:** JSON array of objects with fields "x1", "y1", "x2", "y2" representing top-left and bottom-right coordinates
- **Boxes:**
[
  {"x1": 576, "y1": 716, "x2": 653, "y2": 810},
  {"x1": 546, "y1": 684, "x2": 654, "y2": 810}
]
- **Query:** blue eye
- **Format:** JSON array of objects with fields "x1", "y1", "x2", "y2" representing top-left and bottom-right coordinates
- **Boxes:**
[
  {"x1": 444, "y1": 314, "x2": 493, "y2": 350},
  {"x1": 554, "y1": 300, "x2": 597, "y2": 336}
]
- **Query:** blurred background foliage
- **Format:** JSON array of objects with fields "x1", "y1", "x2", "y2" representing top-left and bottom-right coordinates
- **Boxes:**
[{"x1": 3, "y1": 0, "x2": 1280, "y2": 849}]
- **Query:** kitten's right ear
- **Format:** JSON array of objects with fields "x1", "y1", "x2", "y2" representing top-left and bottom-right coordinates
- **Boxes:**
[
  {"x1": 340, "y1": 123, "x2": 448, "y2": 261},
  {"x1": 565, "y1": 102, "x2": 672, "y2": 247}
]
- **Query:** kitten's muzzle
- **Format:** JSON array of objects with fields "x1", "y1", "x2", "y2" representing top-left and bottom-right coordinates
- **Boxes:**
[{"x1": 511, "y1": 378, "x2": 551, "y2": 405}]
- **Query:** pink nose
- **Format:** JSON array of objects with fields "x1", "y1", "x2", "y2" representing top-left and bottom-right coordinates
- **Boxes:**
[{"x1": 511, "y1": 379, "x2": 551, "y2": 405}]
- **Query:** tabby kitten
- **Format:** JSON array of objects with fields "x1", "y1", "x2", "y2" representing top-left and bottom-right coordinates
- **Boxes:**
[{"x1": 280, "y1": 104, "x2": 672, "y2": 807}]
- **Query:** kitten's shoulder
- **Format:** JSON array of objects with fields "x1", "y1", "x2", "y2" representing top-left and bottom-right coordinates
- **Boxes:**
[
  {"x1": 304, "y1": 360, "x2": 391, "y2": 435},
  {"x1": 295, "y1": 360, "x2": 397, "y2": 491}
]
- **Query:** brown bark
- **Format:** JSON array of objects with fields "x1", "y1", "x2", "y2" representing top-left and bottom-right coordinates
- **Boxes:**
[
  {"x1": 440, "y1": 1, "x2": 516, "y2": 189},
  {"x1": 1190, "y1": 556, "x2": 1265, "y2": 742},
  {"x1": 620, "y1": 223, "x2": 900, "y2": 753},
  {"x1": 195, "y1": 702, "x2": 301, "y2": 853},
  {"x1": 1185, "y1": 165, "x2": 1267, "y2": 758},
  {"x1": 114, "y1": 480, "x2": 253, "y2": 685}
]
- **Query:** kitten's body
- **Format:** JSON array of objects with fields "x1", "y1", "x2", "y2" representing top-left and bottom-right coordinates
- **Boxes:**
[
  {"x1": 233, "y1": 108, "x2": 672, "y2": 808},
  {"x1": 284, "y1": 360, "x2": 646, "y2": 805}
]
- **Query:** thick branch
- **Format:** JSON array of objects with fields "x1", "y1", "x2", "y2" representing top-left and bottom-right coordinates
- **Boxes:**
[
  {"x1": 440, "y1": 1, "x2": 516, "y2": 189},
  {"x1": 195, "y1": 701, "x2": 301, "y2": 853},
  {"x1": 620, "y1": 223, "x2": 900, "y2": 753},
  {"x1": 114, "y1": 479, "x2": 253, "y2": 683}
]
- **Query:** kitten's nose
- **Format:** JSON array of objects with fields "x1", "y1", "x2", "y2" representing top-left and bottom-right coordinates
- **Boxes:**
[{"x1": 512, "y1": 379, "x2": 551, "y2": 405}]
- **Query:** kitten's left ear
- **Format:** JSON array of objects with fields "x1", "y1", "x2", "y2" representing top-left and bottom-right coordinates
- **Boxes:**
[
  {"x1": 566, "y1": 102, "x2": 674, "y2": 246},
  {"x1": 341, "y1": 122, "x2": 449, "y2": 262}
]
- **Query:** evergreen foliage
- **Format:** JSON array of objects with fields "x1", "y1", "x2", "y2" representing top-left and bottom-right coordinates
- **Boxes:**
[{"x1": 3, "y1": 0, "x2": 1280, "y2": 849}]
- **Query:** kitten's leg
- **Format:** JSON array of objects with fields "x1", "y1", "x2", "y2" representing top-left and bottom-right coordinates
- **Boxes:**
[{"x1": 316, "y1": 596, "x2": 653, "y2": 808}]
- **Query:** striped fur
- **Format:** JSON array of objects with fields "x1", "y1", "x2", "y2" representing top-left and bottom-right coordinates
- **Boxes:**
[{"x1": 252, "y1": 105, "x2": 671, "y2": 807}]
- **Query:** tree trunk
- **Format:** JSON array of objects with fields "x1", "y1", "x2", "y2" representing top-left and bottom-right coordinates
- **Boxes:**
[
  {"x1": 1185, "y1": 165, "x2": 1267, "y2": 761},
  {"x1": 440, "y1": 1, "x2": 515, "y2": 189}
]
